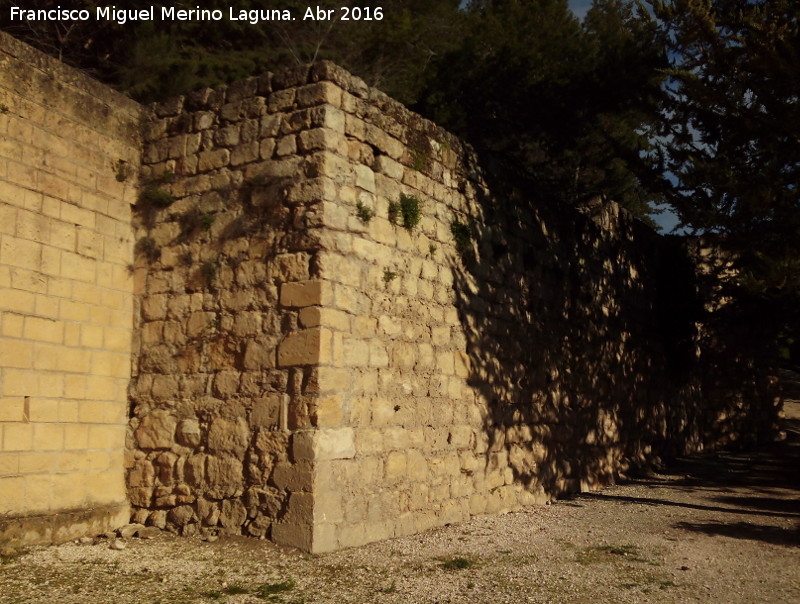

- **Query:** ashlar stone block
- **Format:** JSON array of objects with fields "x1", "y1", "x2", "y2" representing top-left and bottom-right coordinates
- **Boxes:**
[
  {"x1": 292, "y1": 428, "x2": 355, "y2": 462},
  {"x1": 277, "y1": 328, "x2": 332, "y2": 367},
  {"x1": 280, "y1": 280, "x2": 333, "y2": 308}
]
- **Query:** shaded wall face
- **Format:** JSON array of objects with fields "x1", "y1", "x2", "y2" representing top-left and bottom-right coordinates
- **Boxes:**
[
  {"x1": 292, "y1": 65, "x2": 707, "y2": 551},
  {"x1": 131, "y1": 62, "x2": 772, "y2": 554},
  {"x1": 0, "y1": 32, "x2": 140, "y2": 546}
]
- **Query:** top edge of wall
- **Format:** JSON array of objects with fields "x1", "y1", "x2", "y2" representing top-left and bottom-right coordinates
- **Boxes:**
[{"x1": 0, "y1": 30, "x2": 142, "y2": 116}]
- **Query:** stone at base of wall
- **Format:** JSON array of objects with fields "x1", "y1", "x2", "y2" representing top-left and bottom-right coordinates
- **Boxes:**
[{"x1": 0, "y1": 503, "x2": 130, "y2": 550}]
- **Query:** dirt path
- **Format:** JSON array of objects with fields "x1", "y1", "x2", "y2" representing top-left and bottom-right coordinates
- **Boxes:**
[{"x1": 2, "y1": 383, "x2": 798, "y2": 604}]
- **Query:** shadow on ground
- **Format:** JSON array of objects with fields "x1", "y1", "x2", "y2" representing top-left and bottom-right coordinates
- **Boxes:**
[{"x1": 576, "y1": 371, "x2": 800, "y2": 549}]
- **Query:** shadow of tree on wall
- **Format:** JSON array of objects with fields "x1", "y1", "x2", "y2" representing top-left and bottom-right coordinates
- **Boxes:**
[{"x1": 446, "y1": 160, "x2": 780, "y2": 500}]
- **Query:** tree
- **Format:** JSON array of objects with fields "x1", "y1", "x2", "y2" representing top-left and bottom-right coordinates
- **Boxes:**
[
  {"x1": 418, "y1": 0, "x2": 667, "y2": 219},
  {"x1": 1, "y1": 0, "x2": 464, "y2": 104},
  {"x1": 651, "y1": 0, "x2": 800, "y2": 350}
]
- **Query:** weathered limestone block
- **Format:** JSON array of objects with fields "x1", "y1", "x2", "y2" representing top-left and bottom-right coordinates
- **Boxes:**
[
  {"x1": 128, "y1": 460, "x2": 155, "y2": 487},
  {"x1": 272, "y1": 522, "x2": 312, "y2": 551},
  {"x1": 129, "y1": 487, "x2": 153, "y2": 508},
  {"x1": 212, "y1": 371, "x2": 241, "y2": 398},
  {"x1": 299, "y1": 307, "x2": 350, "y2": 331},
  {"x1": 135, "y1": 411, "x2": 176, "y2": 449},
  {"x1": 168, "y1": 505, "x2": 195, "y2": 527},
  {"x1": 385, "y1": 451, "x2": 406, "y2": 479},
  {"x1": 154, "y1": 451, "x2": 179, "y2": 485},
  {"x1": 207, "y1": 417, "x2": 249, "y2": 458},
  {"x1": 197, "y1": 148, "x2": 230, "y2": 171},
  {"x1": 296, "y1": 81, "x2": 343, "y2": 108},
  {"x1": 206, "y1": 455, "x2": 244, "y2": 499},
  {"x1": 280, "y1": 280, "x2": 333, "y2": 308},
  {"x1": 298, "y1": 128, "x2": 345, "y2": 153},
  {"x1": 251, "y1": 394, "x2": 285, "y2": 428},
  {"x1": 293, "y1": 428, "x2": 355, "y2": 461},
  {"x1": 219, "y1": 499, "x2": 248, "y2": 531},
  {"x1": 312, "y1": 394, "x2": 345, "y2": 427},
  {"x1": 243, "y1": 340, "x2": 276, "y2": 370},
  {"x1": 231, "y1": 141, "x2": 260, "y2": 165},
  {"x1": 278, "y1": 328, "x2": 332, "y2": 367},
  {"x1": 196, "y1": 498, "x2": 219, "y2": 526},
  {"x1": 310, "y1": 105, "x2": 345, "y2": 134},
  {"x1": 184, "y1": 453, "x2": 206, "y2": 487},
  {"x1": 271, "y1": 461, "x2": 312, "y2": 491}
]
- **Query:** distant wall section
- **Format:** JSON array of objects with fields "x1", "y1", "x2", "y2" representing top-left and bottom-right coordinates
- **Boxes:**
[{"x1": 0, "y1": 32, "x2": 141, "y2": 546}]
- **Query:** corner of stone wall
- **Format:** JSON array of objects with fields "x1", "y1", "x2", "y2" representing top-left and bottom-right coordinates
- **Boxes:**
[{"x1": 127, "y1": 61, "x2": 369, "y2": 549}]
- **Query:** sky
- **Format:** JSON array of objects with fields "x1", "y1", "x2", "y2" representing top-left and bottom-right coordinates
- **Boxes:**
[{"x1": 568, "y1": 0, "x2": 593, "y2": 20}]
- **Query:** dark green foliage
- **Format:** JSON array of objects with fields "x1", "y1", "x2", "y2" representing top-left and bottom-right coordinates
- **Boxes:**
[
  {"x1": 411, "y1": 146, "x2": 429, "y2": 172},
  {"x1": 200, "y1": 260, "x2": 216, "y2": 285},
  {"x1": 388, "y1": 195, "x2": 422, "y2": 230},
  {"x1": 387, "y1": 201, "x2": 400, "y2": 224},
  {"x1": 1, "y1": 1, "x2": 665, "y2": 224},
  {"x1": 114, "y1": 160, "x2": 129, "y2": 182},
  {"x1": 398, "y1": 194, "x2": 422, "y2": 231},
  {"x1": 355, "y1": 200, "x2": 374, "y2": 223},
  {"x1": 651, "y1": 0, "x2": 800, "y2": 347},
  {"x1": 0, "y1": 1, "x2": 464, "y2": 104},
  {"x1": 200, "y1": 213, "x2": 216, "y2": 232},
  {"x1": 419, "y1": 0, "x2": 667, "y2": 220},
  {"x1": 222, "y1": 585, "x2": 249, "y2": 595},
  {"x1": 134, "y1": 236, "x2": 159, "y2": 262},
  {"x1": 383, "y1": 269, "x2": 398, "y2": 283},
  {"x1": 139, "y1": 185, "x2": 175, "y2": 209},
  {"x1": 450, "y1": 220, "x2": 472, "y2": 255}
]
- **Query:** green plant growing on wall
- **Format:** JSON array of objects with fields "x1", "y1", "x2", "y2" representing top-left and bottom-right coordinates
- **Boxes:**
[
  {"x1": 134, "y1": 236, "x2": 159, "y2": 262},
  {"x1": 140, "y1": 185, "x2": 175, "y2": 208},
  {"x1": 355, "y1": 201, "x2": 374, "y2": 223},
  {"x1": 451, "y1": 220, "x2": 472, "y2": 257},
  {"x1": 200, "y1": 213, "x2": 216, "y2": 232},
  {"x1": 387, "y1": 200, "x2": 400, "y2": 224},
  {"x1": 411, "y1": 146, "x2": 429, "y2": 172},
  {"x1": 383, "y1": 269, "x2": 398, "y2": 283},
  {"x1": 248, "y1": 173, "x2": 267, "y2": 187},
  {"x1": 399, "y1": 194, "x2": 422, "y2": 231},
  {"x1": 389, "y1": 194, "x2": 422, "y2": 231},
  {"x1": 114, "y1": 159, "x2": 129, "y2": 182},
  {"x1": 200, "y1": 260, "x2": 217, "y2": 285}
]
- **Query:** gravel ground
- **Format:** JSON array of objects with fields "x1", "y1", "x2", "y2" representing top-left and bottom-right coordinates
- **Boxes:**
[{"x1": 2, "y1": 389, "x2": 798, "y2": 604}]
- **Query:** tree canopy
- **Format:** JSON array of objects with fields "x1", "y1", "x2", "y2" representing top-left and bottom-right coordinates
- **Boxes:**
[
  {"x1": 651, "y1": 0, "x2": 800, "y2": 350},
  {"x1": 420, "y1": 0, "x2": 667, "y2": 218}
]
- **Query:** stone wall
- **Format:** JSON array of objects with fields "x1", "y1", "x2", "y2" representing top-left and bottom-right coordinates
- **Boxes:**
[
  {"x1": 0, "y1": 31, "x2": 140, "y2": 546},
  {"x1": 0, "y1": 32, "x2": 778, "y2": 553},
  {"x1": 128, "y1": 62, "x2": 761, "y2": 552},
  {"x1": 128, "y1": 66, "x2": 349, "y2": 549},
  {"x1": 282, "y1": 64, "x2": 707, "y2": 551}
]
